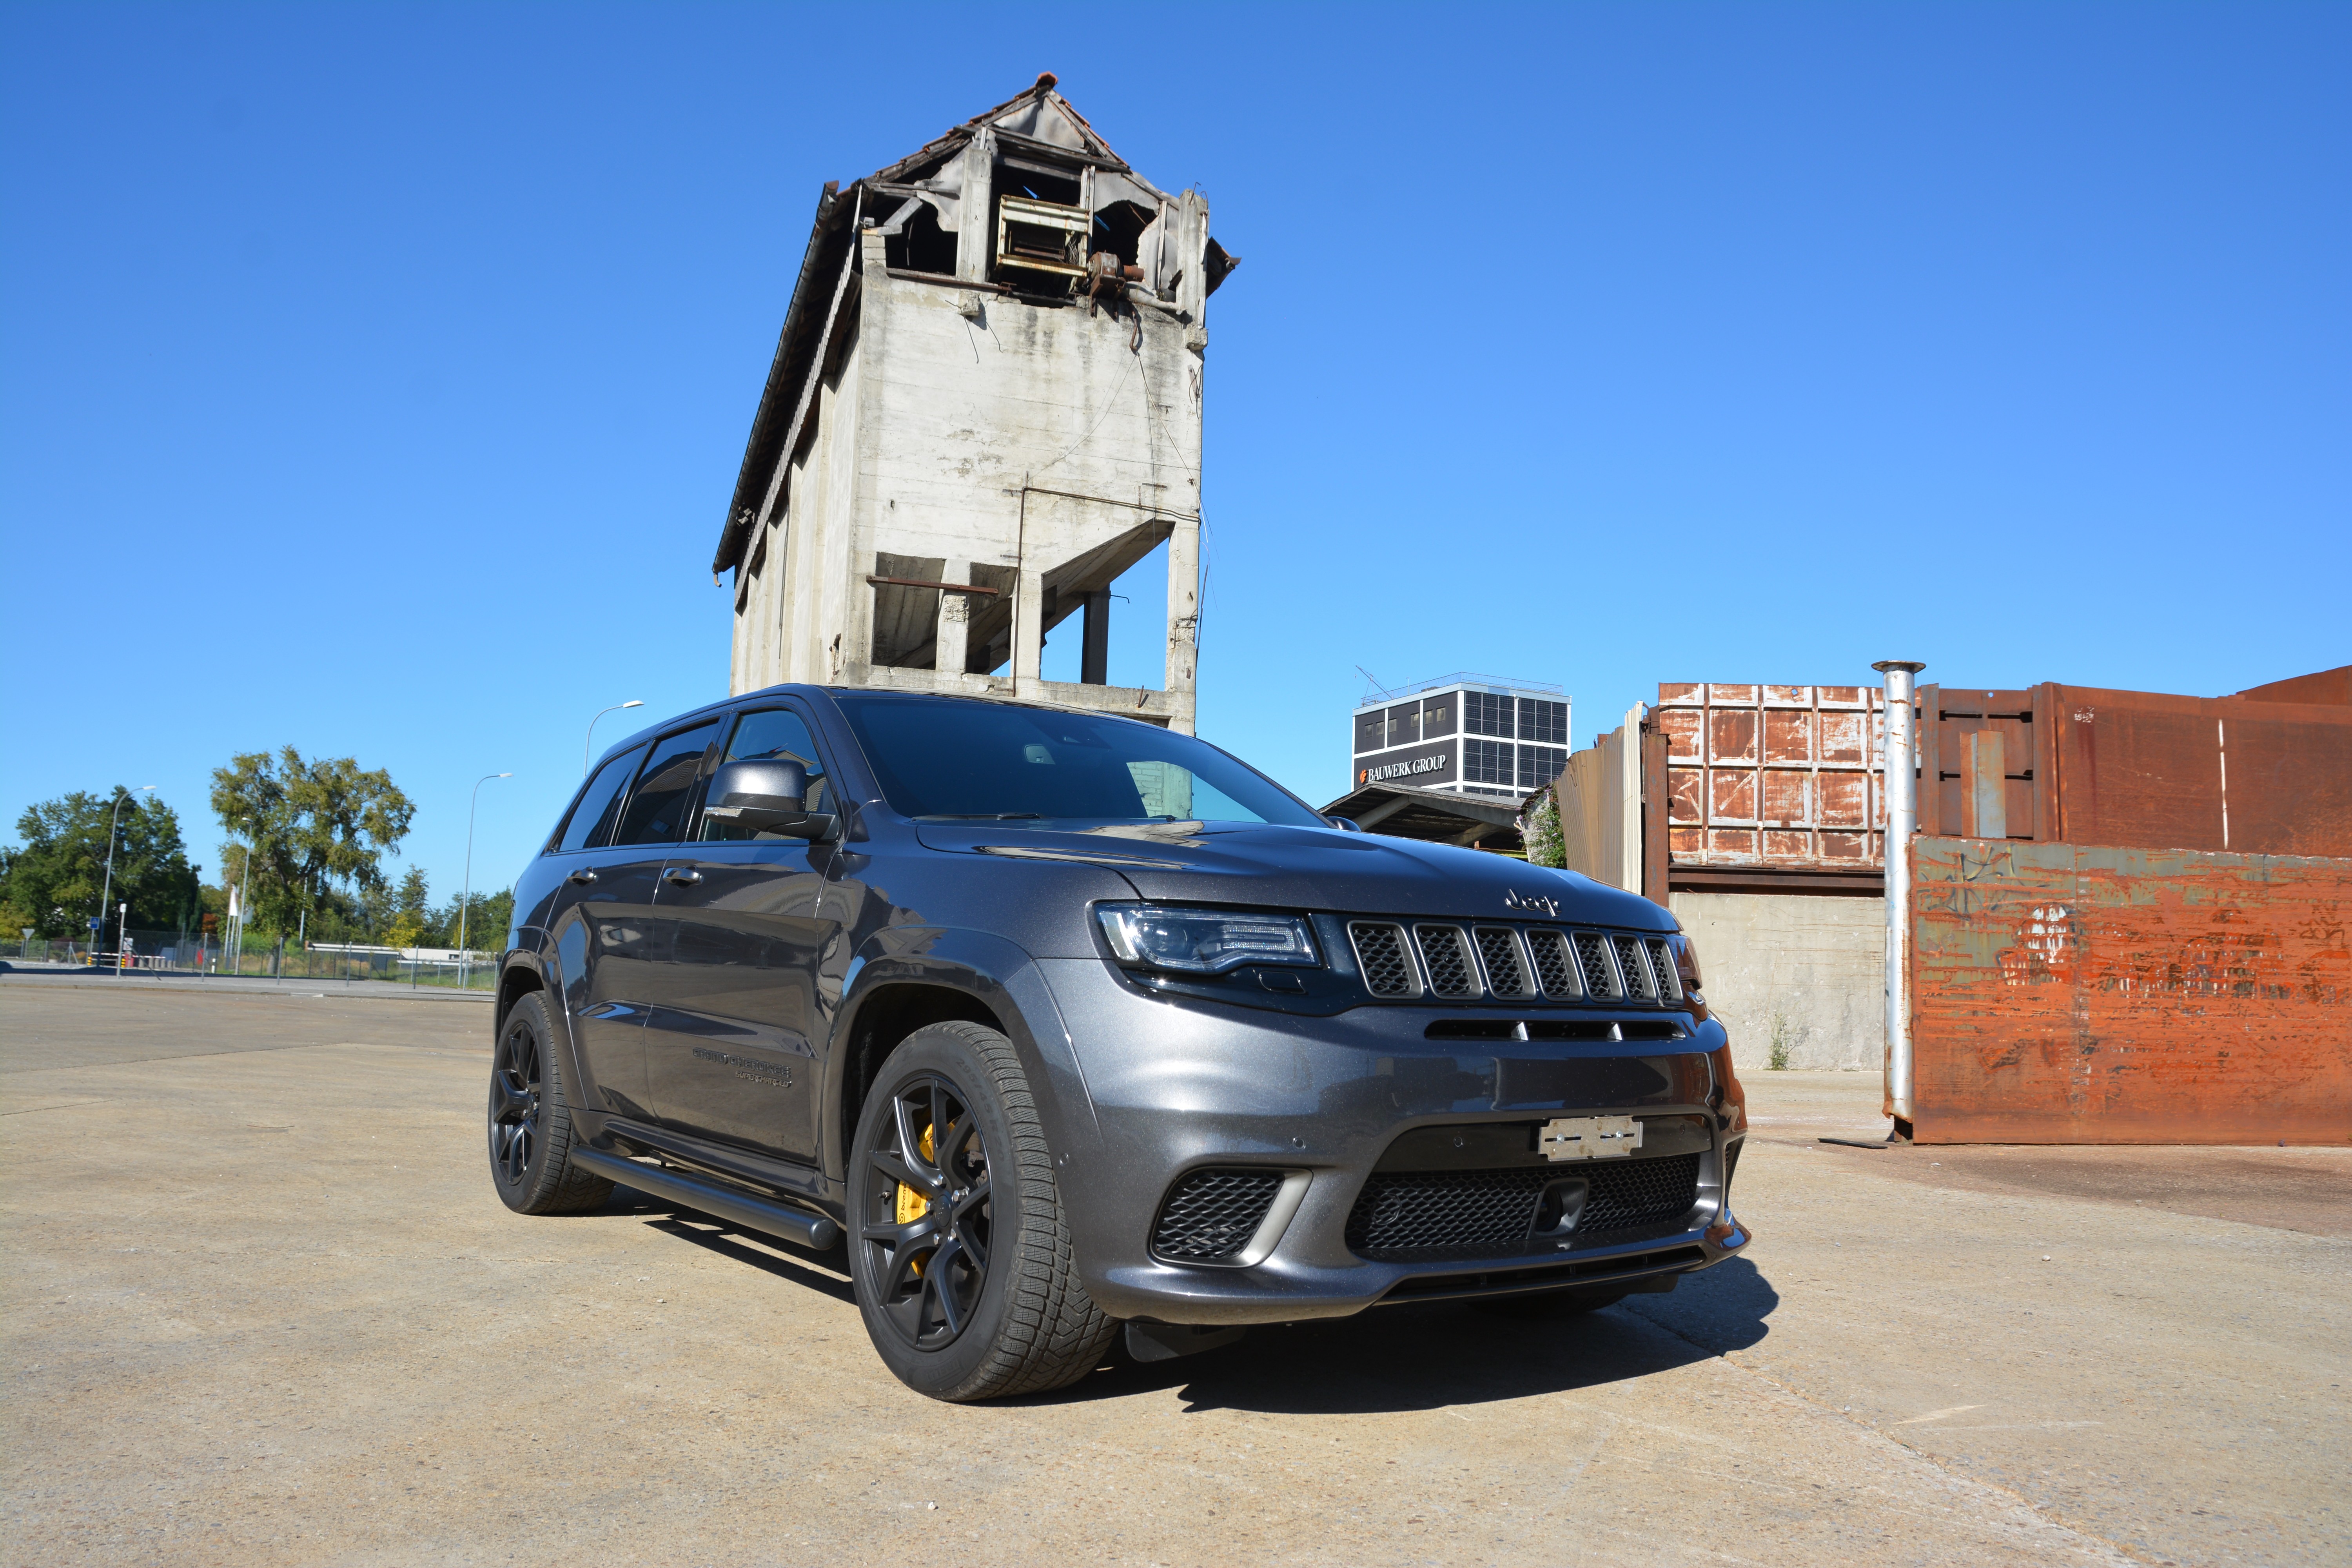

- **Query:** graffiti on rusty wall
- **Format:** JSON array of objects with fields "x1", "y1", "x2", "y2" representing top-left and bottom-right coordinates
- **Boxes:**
[{"x1": 1908, "y1": 835, "x2": 2351, "y2": 1145}]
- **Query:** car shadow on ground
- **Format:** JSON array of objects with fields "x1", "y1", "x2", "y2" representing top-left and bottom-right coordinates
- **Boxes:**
[
  {"x1": 604, "y1": 1186, "x2": 858, "y2": 1305},
  {"x1": 1039, "y1": 1259, "x2": 1780, "y2": 1416}
]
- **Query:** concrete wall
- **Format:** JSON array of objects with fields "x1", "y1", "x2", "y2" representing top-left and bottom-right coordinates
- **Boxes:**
[
  {"x1": 730, "y1": 221, "x2": 1208, "y2": 730},
  {"x1": 1670, "y1": 890, "x2": 1885, "y2": 1071}
]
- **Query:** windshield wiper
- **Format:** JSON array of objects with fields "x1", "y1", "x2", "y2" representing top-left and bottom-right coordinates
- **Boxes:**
[{"x1": 917, "y1": 812, "x2": 1047, "y2": 820}]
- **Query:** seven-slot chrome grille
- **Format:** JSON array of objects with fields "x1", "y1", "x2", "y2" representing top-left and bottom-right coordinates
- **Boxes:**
[{"x1": 1345, "y1": 920, "x2": 1685, "y2": 1006}]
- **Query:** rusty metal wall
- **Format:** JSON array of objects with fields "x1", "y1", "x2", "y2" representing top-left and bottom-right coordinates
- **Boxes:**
[
  {"x1": 1657, "y1": 684, "x2": 1886, "y2": 869},
  {"x1": 2045, "y1": 684, "x2": 2352, "y2": 860},
  {"x1": 1908, "y1": 835, "x2": 2352, "y2": 1145},
  {"x1": 1918, "y1": 687, "x2": 2041, "y2": 842}
]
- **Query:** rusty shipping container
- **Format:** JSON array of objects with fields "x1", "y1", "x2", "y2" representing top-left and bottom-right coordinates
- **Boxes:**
[
  {"x1": 1656, "y1": 684, "x2": 1886, "y2": 871},
  {"x1": 1907, "y1": 836, "x2": 2352, "y2": 1145}
]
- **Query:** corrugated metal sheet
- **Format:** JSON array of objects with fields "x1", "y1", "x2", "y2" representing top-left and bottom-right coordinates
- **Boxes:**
[
  {"x1": 1657, "y1": 684, "x2": 1886, "y2": 868},
  {"x1": 1909, "y1": 835, "x2": 2352, "y2": 1145}
]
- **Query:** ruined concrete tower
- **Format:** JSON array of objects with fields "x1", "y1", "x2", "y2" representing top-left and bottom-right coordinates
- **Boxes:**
[{"x1": 710, "y1": 75, "x2": 1238, "y2": 732}]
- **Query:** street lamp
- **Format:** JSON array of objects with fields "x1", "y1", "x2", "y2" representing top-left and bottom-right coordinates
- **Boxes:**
[
  {"x1": 586, "y1": 700, "x2": 644, "y2": 774},
  {"x1": 97, "y1": 786, "x2": 155, "y2": 974},
  {"x1": 457, "y1": 772, "x2": 513, "y2": 988}
]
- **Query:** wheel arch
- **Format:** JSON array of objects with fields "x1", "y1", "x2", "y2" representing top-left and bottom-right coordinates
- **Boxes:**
[
  {"x1": 496, "y1": 955, "x2": 545, "y2": 1031},
  {"x1": 834, "y1": 979, "x2": 1005, "y2": 1188}
]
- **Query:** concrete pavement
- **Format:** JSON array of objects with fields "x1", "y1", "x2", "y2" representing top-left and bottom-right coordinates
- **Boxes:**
[{"x1": 2, "y1": 987, "x2": 2341, "y2": 1566}]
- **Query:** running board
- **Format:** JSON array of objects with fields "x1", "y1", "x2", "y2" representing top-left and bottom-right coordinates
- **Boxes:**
[{"x1": 573, "y1": 1148, "x2": 842, "y2": 1252}]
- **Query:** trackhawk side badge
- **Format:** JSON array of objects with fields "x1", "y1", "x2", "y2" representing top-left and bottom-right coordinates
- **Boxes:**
[{"x1": 1503, "y1": 888, "x2": 1561, "y2": 918}]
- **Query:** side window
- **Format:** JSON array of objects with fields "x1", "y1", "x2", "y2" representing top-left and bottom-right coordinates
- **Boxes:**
[
  {"x1": 612, "y1": 722, "x2": 722, "y2": 846},
  {"x1": 701, "y1": 707, "x2": 831, "y2": 841},
  {"x1": 556, "y1": 745, "x2": 646, "y2": 853}
]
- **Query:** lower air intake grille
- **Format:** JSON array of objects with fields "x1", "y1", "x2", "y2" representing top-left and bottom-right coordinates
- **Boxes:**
[
  {"x1": 1348, "y1": 922, "x2": 1419, "y2": 998},
  {"x1": 1346, "y1": 1169, "x2": 1547, "y2": 1256},
  {"x1": 1346, "y1": 1154, "x2": 1703, "y2": 1259},
  {"x1": 1151, "y1": 1168, "x2": 1285, "y2": 1263},
  {"x1": 1580, "y1": 1153, "x2": 1703, "y2": 1235}
]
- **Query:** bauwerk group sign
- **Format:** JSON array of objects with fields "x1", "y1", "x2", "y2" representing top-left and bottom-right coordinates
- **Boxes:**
[{"x1": 1361, "y1": 751, "x2": 1449, "y2": 786}]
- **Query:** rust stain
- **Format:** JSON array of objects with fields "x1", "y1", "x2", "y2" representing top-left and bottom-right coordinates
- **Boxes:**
[{"x1": 1910, "y1": 836, "x2": 2352, "y2": 1145}]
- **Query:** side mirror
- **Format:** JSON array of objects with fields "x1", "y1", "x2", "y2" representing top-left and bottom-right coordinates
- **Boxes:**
[
  {"x1": 1326, "y1": 815, "x2": 1364, "y2": 832},
  {"x1": 703, "y1": 758, "x2": 835, "y2": 840}
]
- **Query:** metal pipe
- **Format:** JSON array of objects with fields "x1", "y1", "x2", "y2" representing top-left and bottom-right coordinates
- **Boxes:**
[
  {"x1": 585, "y1": 700, "x2": 644, "y2": 775},
  {"x1": 1873, "y1": 660, "x2": 1926, "y2": 1134},
  {"x1": 458, "y1": 771, "x2": 512, "y2": 989}
]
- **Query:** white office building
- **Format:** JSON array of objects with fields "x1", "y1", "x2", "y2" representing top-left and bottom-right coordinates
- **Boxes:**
[{"x1": 1349, "y1": 675, "x2": 1571, "y2": 800}]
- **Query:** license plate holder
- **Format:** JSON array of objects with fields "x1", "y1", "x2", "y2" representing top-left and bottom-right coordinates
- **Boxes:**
[{"x1": 1539, "y1": 1114, "x2": 1643, "y2": 1161}]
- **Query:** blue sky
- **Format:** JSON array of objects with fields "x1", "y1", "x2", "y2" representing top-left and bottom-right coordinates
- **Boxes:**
[{"x1": 3, "y1": 2, "x2": 2345, "y2": 901}]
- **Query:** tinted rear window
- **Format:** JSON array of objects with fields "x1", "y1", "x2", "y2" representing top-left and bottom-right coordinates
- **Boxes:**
[
  {"x1": 613, "y1": 722, "x2": 722, "y2": 845},
  {"x1": 555, "y1": 745, "x2": 645, "y2": 852}
]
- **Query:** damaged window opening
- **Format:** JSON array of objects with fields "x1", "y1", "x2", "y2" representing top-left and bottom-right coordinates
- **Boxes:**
[
  {"x1": 993, "y1": 160, "x2": 1089, "y2": 289},
  {"x1": 881, "y1": 202, "x2": 957, "y2": 276},
  {"x1": 1091, "y1": 201, "x2": 1154, "y2": 270}
]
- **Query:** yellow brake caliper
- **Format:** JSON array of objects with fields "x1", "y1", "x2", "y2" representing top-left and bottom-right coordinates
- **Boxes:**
[{"x1": 896, "y1": 1123, "x2": 936, "y2": 1273}]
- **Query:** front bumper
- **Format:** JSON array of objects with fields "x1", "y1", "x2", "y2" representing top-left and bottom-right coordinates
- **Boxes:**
[{"x1": 1034, "y1": 958, "x2": 1751, "y2": 1326}]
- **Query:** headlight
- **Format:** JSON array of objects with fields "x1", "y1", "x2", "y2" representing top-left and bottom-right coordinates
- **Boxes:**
[
  {"x1": 1670, "y1": 932, "x2": 1704, "y2": 993},
  {"x1": 1096, "y1": 905, "x2": 1320, "y2": 974}
]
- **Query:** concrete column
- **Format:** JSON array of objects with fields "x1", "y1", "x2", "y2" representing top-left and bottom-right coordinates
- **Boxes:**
[
  {"x1": 1164, "y1": 519, "x2": 1200, "y2": 732},
  {"x1": 956, "y1": 131, "x2": 995, "y2": 283},
  {"x1": 1873, "y1": 659, "x2": 1926, "y2": 1134},
  {"x1": 1013, "y1": 567, "x2": 1045, "y2": 690},
  {"x1": 935, "y1": 560, "x2": 971, "y2": 677},
  {"x1": 1080, "y1": 590, "x2": 1110, "y2": 685}
]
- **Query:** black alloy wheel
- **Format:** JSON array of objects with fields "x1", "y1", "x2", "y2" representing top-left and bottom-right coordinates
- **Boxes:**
[
  {"x1": 485, "y1": 989, "x2": 612, "y2": 1216},
  {"x1": 490, "y1": 1014, "x2": 543, "y2": 1187},
  {"x1": 858, "y1": 1073, "x2": 993, "y2": 1351}
]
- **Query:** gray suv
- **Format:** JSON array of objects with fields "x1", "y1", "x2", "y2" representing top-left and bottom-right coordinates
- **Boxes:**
[{"x1": 489, "y1": 688, "x2": 1751, "y2": 1400}]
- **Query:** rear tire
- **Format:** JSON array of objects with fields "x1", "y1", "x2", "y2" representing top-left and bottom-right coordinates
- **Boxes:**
[
  {"x1": 487, "y1": 990, "x2": 613, "y2": 1216},
  {"x1": 846, "y1": 1022, "x2": 1118, "y2": 1401}
]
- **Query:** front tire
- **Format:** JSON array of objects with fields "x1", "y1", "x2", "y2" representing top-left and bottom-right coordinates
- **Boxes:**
[
  {"x1": 487, "y1": 990, "x2": 613, "y2": 1215},
  {"x1": 846, "y1": 1022, "x2": 1117, "y2": 1401}
]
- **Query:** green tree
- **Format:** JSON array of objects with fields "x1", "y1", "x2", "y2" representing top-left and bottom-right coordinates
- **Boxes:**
[
  {"x1": 211, "y1": 748, "x2": 414, "y2": 939},
  {"x1": 443, "y1": 887, "x2": 515, "y2": 955},
  {"x1": 0, "y1": 789, "x2": 199, "y2": 938},
  {"x1": 383, "y1": 865, "x2": 430, "y2": 951},
  {"x1": 1519, "y1": 784, "x2": 1567, "y2": 869}
]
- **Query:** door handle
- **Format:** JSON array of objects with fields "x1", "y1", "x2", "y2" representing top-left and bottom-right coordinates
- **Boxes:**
[
  {"x1": 663, "y1": 868, "x2": 704, "y2": 887},
  {"x1": 566, "y1": 868, "x2": 599, "y2": 886}
]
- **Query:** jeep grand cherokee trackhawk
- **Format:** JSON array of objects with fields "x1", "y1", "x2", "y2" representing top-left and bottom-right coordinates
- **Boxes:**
[{"x1": 488, "y1": 688, "x2": 1750, "y2": 1401}]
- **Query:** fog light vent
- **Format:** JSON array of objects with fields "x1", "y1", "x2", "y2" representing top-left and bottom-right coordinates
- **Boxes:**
[{"x1": 1151, "y1": 1168, "x2": 1285, "y2": 1263}]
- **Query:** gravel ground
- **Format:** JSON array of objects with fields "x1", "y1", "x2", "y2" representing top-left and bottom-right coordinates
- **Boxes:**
[{"x1": 3, "y1": 983, "x2": 2342, "y2": 1566}]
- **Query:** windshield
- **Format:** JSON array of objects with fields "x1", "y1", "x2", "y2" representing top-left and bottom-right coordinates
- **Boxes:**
[{"x1": 833, "y1": 696, "x2": 1325, "y2": 828}]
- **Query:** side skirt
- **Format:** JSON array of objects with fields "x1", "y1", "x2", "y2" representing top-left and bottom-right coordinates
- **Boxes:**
[{"x1": 572, "y1": 1148, "x2": 842, "y2": 1253}]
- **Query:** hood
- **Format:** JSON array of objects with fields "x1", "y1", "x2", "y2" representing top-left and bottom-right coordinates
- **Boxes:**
[{"x1": 910, "y1": 820, "x2": 1672, "y2": 929}]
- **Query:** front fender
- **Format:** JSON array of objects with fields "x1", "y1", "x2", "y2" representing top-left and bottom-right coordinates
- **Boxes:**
[{"x1": 825, "y1": 926, "x2": 1104, "y2": 1185}]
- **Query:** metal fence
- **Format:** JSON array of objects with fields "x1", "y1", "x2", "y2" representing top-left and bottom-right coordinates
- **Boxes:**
[{"x1": 1, "y1": 931, "x2": 499, "y2": 991}]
